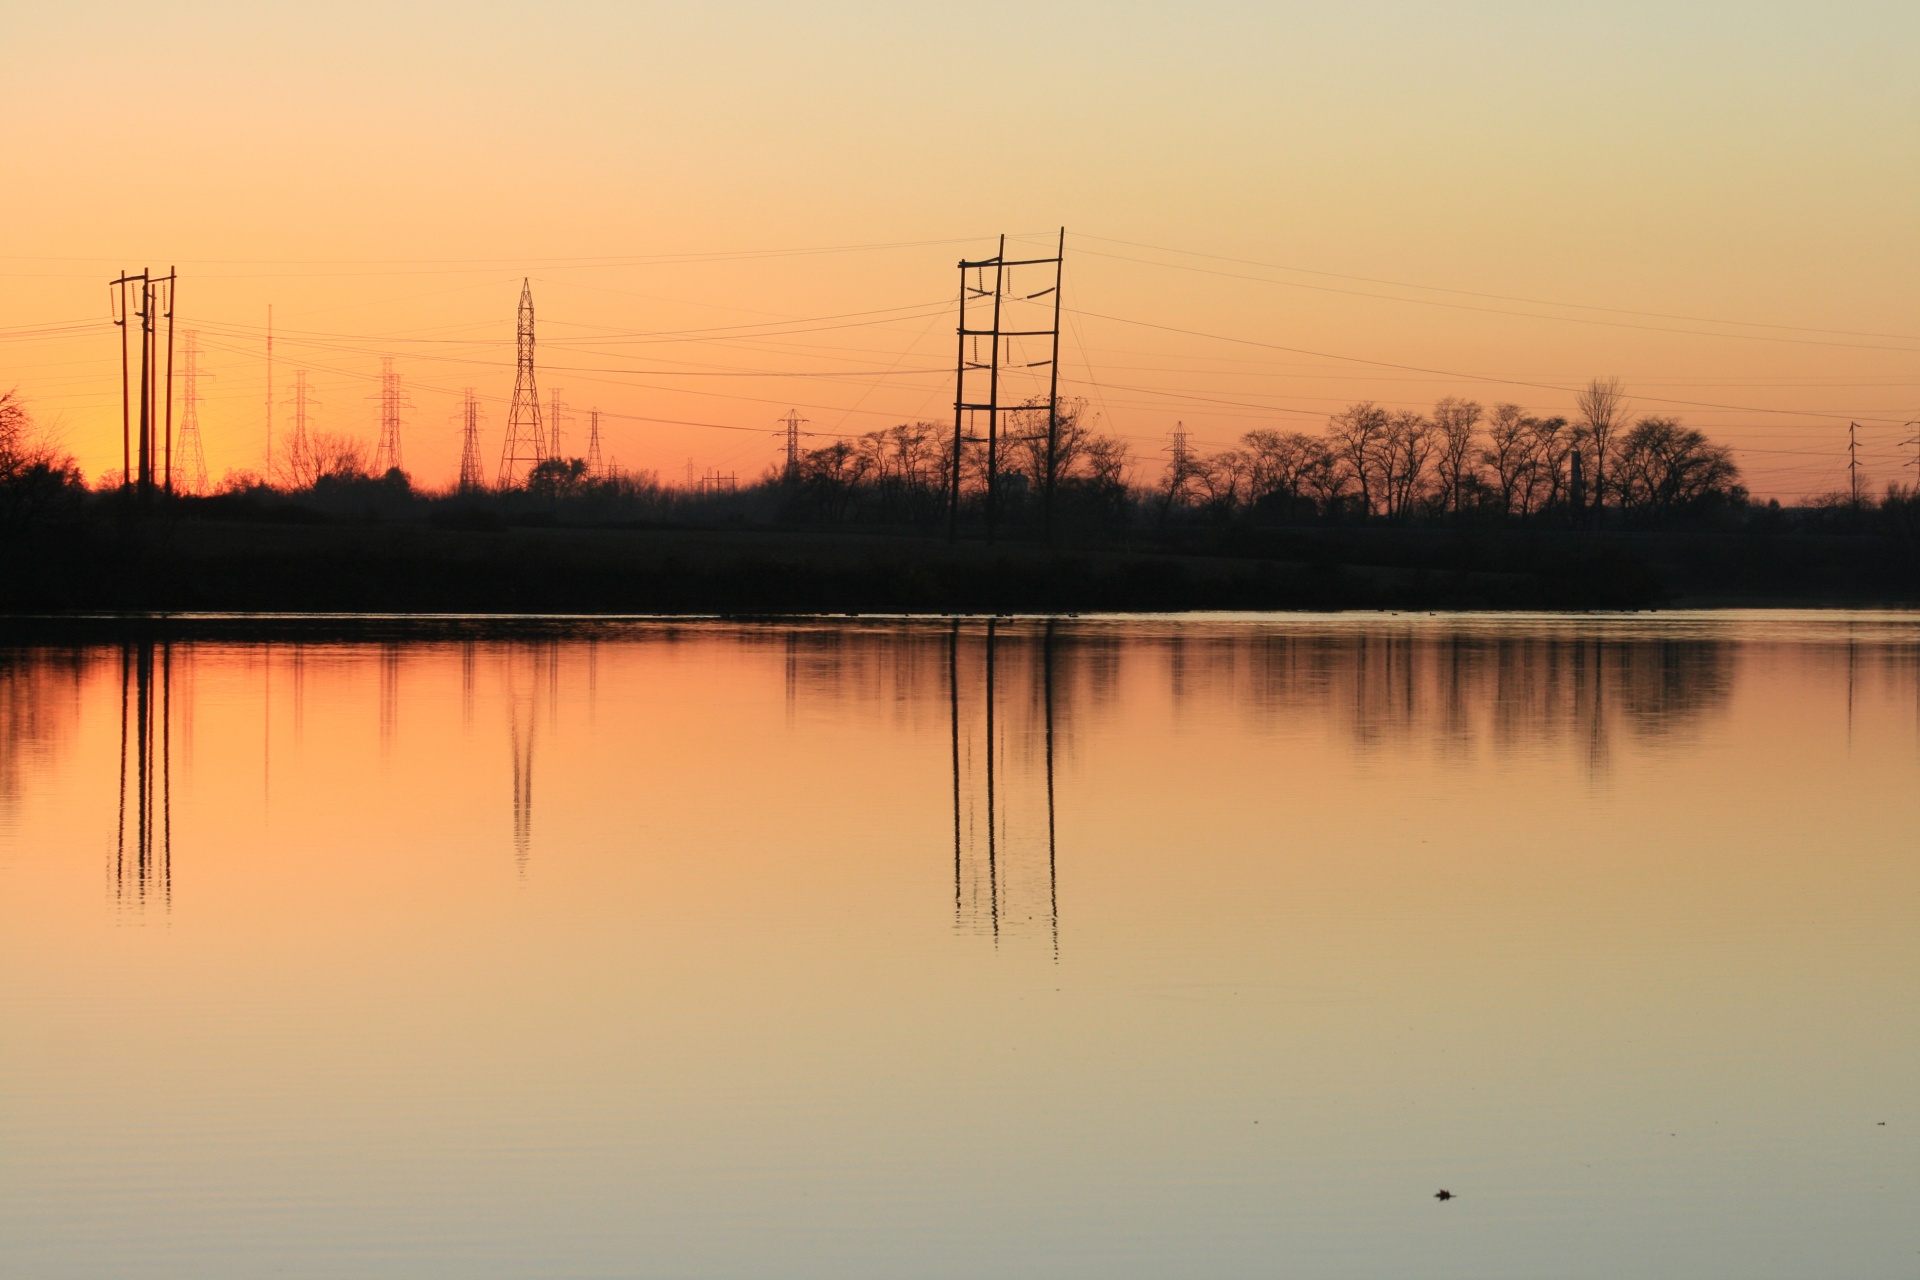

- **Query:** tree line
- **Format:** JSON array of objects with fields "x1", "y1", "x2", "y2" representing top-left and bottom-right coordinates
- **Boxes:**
[
  {"x1": 777, "y1": 379, "x2": 1745, "y2": 530},
  {"x1": 0, "y1": 377, "x2": 1839, "y2": 539}
]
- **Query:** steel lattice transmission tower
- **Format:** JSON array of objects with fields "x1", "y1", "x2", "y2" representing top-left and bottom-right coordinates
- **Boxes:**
[
  {"x1": 458, "y1": 388, "x2": 487, "y2": 492},
  {"x1": 585, "y1": 408, "x2": 605, "y2": 477},
  {"x1": 547, "y1": 388, "x2": 569, "y2": 462},
  {"x1": 496, "y1": 278, "x2": 545, "y2": 488},
  {"x1": 287, "y1": 369, "x2": 315, "y2": 487},
  {"x1": 778, "y1": 408, "x2": 807, "y2": 483},
  {"x1": 373, "y1": 356, "x2": 407, "y2": 475},
  {"x1": 175, "y1": 330, "x2": 209, "y2": 494}
]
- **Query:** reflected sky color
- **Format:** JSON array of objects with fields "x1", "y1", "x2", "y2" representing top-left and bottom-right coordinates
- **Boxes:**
[{"x1": 1, "y1": 613, "x2": 1916, "y2": 1277}]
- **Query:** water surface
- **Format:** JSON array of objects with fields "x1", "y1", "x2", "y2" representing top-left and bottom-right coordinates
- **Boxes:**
[{"x1": 2, "y1": 613, "x2": 1915, "y2": 1278}]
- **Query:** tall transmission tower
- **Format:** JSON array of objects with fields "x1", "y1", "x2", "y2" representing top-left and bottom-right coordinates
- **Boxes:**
[
  {"x1": 778, "y1": 408, "x2": 808, "y2": 482},
  {"x1": 288, "y1": 369, "x2": 315, "y2": 487},
  {"x1": 547, "y1": 388, "x2": 569, "y2": 462},
  {"x1": 1166, "y1": 422, "x2": 1193, "y2": 504},
  {"x1": 176, "y1": 330, "x2": 209, "y2": 495},
  {"x1": 373, "y1": 356, "x2": 407, "y2": 476},
  {"x1": 496, "y1": 278, "x2": 545, "y2": 488},
  {"x1": 949, "y1": 230, "x2": 1064, "y2": 541},
  {"x1": 264, "y1": 304, "x2": 274, "y2": 478},
  {"x1": 1849, "y1": 421, "x2": 1862, "y2": 508},
  {"x1": 585, "y1": 408, "x2": 604, "y2": 478},
  {"x1": 458, "y1": 387, "x2": 487, "y2": 492}
]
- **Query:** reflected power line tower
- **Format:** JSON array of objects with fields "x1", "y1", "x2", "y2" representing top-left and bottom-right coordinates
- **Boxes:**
[
  {"x1": 176, "y1": 330, "x2": 209, "y2": 495},
  {"x1": 949, "y1": 618, "x2": 1061, "y2": 955},
  {"x1": 373, "y1": 356, "x2": 407, "y2": 475},
  {"x1": 496, "y1": 278, "x2": 545, "y2": 488},
  {"x1": 116, "y1": 641, "x2": 173, "y2": 911},
  {"x1": 458, "y1": 388, "x2": 487, "y2": 492}
]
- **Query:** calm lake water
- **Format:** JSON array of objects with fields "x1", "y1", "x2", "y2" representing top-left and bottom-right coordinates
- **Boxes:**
[{"x1": 2, "y1": 613, "x2": 1915, "y2": 1278}]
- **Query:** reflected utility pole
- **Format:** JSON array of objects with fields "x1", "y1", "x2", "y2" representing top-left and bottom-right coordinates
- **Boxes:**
[
  {"x1": 949, "y1": 618, "x2": 1061, "y2": 955},
  {"x1": 115, "y1": 642, "x2": 173, "y2": 911},
  {"x1": 1043, "y1": 618, "x2": 1059, "y2": 958}
]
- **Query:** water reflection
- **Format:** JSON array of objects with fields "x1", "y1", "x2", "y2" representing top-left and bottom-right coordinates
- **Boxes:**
[
  {"x1": 0, "y1": 648, "x2": 84, "y2": 830},
  {"x1": 504, "y1": 641, "x2": 559, "y2": 873},
  {"x1": 114, "y1": 642, "x2": 173, "y2": 912},
  {"x1": 949, "y1": 620, "x2": 1060, "y2": 952},
  {"x1": 2, "y1": 616, "x2": 1915, "y2": 916},
  {"x1": 1, "y1": 615, "x2": 1918, "y2": 1277}
]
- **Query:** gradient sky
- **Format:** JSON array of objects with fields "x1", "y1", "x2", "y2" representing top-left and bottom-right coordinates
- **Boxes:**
[{"x1": 2, "y1": 2, "x2": 1917, "y2": 497}]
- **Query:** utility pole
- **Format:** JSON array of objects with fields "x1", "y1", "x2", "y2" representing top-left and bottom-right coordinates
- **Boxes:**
[
  {"x1": 264, "y1": 305, "x2": 273, "y2": 479},
  {"x1": 373, "y1": 356, "x2": 406, "y2": 476},
  {"x1": 1042, "y1": 227, "x2": 1066, "y2": 543},
  {"x1": 586, "y1": 407, "x2": 604, "y2": 478},
  {"x1": 161, "y1": 269, "x2": 176, "y2": 493},
  {"x1": 949, "y1": 233, "x2": 1065, "y2": 542},
  {"x1": 108, "y1": 267, "x2": 177, "y2": 498},
  {"x1": 111, "y1": 271, "x2": 138, "y2": 487},
  {"x1": 496, "y1": 278, "x2": 545, "y2": 488},
  {"x1": 176, "y1": 330, "x2": 209, "y2": 495},
  {"x1": 458, "y1": 388, "x2": 486, "y2": 492},
  {"x1": 985, "y1": 235, "x2": 1005, "y2": 541},
  {"x1": 779, "y1": 408, "x2": 807, "y2": 483}
]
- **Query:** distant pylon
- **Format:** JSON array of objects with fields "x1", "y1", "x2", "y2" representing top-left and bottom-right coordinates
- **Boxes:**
[
  {"x1": 585, "y1": 408, "x2": 604, "y2": 477},
  {"x1": 373, "y1": 356, "x2": 406, "y2": 475},
  {"x1": 176, "y1": 330, "x2": 209, "y2": 495},
  {"x1": 779, "y1": 408, "x2": 807, "y2": 482},
  {"x1": 287, "y1": 370, "x2": 315, "y2": 486},
  {"x1": 458, "y1": 387, "x2": 486, "y2": 492},
  {"x1": 547, "y1": 388, "x2": 568, "y2": 462},
  {"x1": 1165, "y1": 421, "x2": 1193, "y2": 504},
  {"x1": 496, "y1": 279, "x2": 544, "y2": 488}
]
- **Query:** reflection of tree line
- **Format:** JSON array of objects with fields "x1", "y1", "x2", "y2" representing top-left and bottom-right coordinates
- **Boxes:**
[
  {"x1": 780, "y1": 623, "x2": 1740, "y2": 767},
  {"x1": 0, "y1": 624, "x2": 1902, "y2": 915},
  {"x1": 1215, "y1": 631, "x2": 1738, "y2": 764},
  {"x1": 0, "y1": 647, "x2": 84, "y2": 831}
]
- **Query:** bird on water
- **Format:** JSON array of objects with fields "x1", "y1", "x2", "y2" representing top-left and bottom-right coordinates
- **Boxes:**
[{"x1": 1434, "y1": 1189, "x2": 1454, "y2": 1201}]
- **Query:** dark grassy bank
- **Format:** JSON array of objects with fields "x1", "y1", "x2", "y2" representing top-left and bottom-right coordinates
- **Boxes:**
[{"x1": 6, "y1": 509, "x2": 1919, "y2": 616}]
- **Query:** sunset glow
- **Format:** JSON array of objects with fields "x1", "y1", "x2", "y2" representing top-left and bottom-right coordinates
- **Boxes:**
[{"x1": 5, "y1": 4, "x2": 1916, "y2": 498}]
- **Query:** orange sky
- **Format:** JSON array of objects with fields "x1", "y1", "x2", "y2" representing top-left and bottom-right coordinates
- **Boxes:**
[{"x1": 2, "y1": 4, "x2": 1917, "y2": 498}]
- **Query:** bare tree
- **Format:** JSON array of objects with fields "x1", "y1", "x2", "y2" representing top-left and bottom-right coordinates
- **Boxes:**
[
  {"x1": 1431, "y1": 397, "x2": 1482, "y2": 515},
  {"x1": 1380, "y1": 409, "x2": 1437, "y2": 520},
  {"x1": 1241, "y1": 429, "x2": 1323, "y2": 513},
  {"x1": 1576, "y1": 377, "x2": 1629, "y2": 513},
  {"x1": 1328, "y1": 402, "x2": 1390, "y2": 515},
  {"x1": 1611, "y1": 417, "x2": 1741, "y2": 517},
  {"x1": 1480, "y1": 403, "x2": 1532, "y2": 517},
  {"x1": 1522, "y1": 415, "x2": 1573, "y2": 515}
]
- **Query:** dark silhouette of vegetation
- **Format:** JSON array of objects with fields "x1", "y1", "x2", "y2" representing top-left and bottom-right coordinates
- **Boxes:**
[
  {"x1": 4, "y1": 378, "x2": 1920, "y2": 615},
  {"x1": 0, "y1": 390, "x2": 85, "y2": 528}
]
